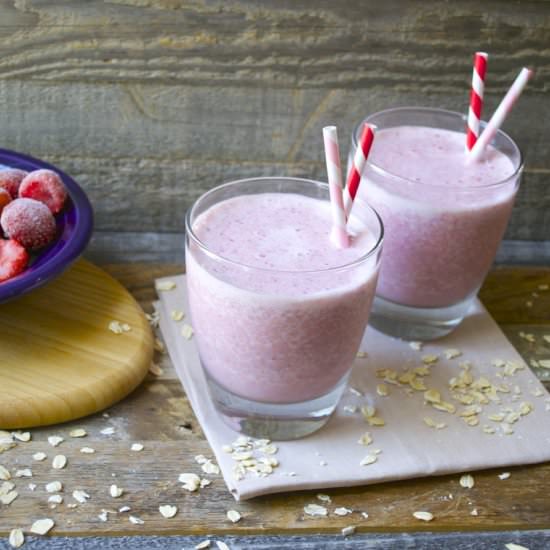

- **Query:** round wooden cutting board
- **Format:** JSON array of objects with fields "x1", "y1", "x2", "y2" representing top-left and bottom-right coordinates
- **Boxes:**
[{"x1": 0, "y1": 259, "x2": 153, "y2": 429}]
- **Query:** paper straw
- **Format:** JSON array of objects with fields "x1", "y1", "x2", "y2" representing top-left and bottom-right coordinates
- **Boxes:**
[
  {"x1": 469, "y1": 67, "x2": 533, "y2": 162},
  {"x1": 344, "y1": 123, "x2": 375, "y2": 218},
  {"x1": 322, "y1": 126, "x2": 349, "y2": 248},
  {"x1": 466, "y1": 51, "x2": 488, "y2": 151}
]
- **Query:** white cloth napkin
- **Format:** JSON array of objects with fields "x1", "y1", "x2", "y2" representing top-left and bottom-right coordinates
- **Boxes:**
[{"x1": 157, "y1": 274, "x2": 550, "y2": 500}]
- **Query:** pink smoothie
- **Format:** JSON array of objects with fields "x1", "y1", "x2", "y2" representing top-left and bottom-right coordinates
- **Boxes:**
[
  {"x1": 355, "y1": 125, "x2": 519, "y2": 308},
  {"x1": 186, "y1": 193, "x2": 380, "y2": 404}
]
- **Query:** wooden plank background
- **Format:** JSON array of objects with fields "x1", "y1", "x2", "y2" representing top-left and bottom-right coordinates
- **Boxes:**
[{"x1": 0, "y1": 1, "x2": 548, "y2": 263}]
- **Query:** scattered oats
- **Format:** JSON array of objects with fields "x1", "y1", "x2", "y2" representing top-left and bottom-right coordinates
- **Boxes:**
[
  {"x1": 47, "y1": 436, "x2": 64, "y2": 447},
  {"x1": 202, "y1": 461, "x2": 220, "y2": 475},
  {"x1": 519, "y1": 401, "x2": 534, "y2": 415},
  {"x1": 216, "y1": 542, "x2": 230, "y2": 550},
  {"x1": 260, "y1": 443, "x2": 278, "y2": 455},
  {"x1": 171, "y1": 310, "x2": 185, "y2": 321},
  {"x1": 12, "y1": 432, "x2": 31, "y2": 442},
  {"x1": 179, "y1": 473, "x2": 201, "y2": 492},
  {"x1": 315, "y1": 494, "x2": 331, "y2": 503},
  {"x1": 156, "y1": 280, "x2": 176, "y2": 291},
  {"x1": 409, "y1": 341, "x2": 423, "y2": 350},
  {"x1": 80, "y1": 447, "x2": 95, "y2": 454},
  {"x1": 360, "y1": 454, "x2": 377, "y2": 466},
  {"x1": 52, "y1": 455, "x2": 67, "y2": 470},
  {"x1": 0, "y1": 490, "x2": 18, "y2": 505},
  {"x1": 444, "y1": 348, "x2": 462, "y2": 360},
  {"x1": 459, "y1": 474, "x2": 475, "y2": 489},
  {"x1": 361, "y1": 405, "x2": 375, "y2": 418},
  {"x1": 304, "y1": 503, "x2": 328, "y2": 517},
  {"x1": 109, "y1": 484, "x2": 124, "y2": 498},
  {"x1": 361, "y1": 512, "x2": 369, "y2": 519},
  {"x1": 356, "y1": 351, "x2": 368, "y2": 358},
  {"x1": 531, "y1": 388, "x2": 545, "y2": 397},
  {"x1": 200, "y1": 479, "x2": 212, "y2": 488},
  {"x1": 100, "y1": 427, "x2": 115, "y2": 436},
  {"x1": 129, "y1": 515, "x2": 144, "y2": 525},
  {"x1": 119, "y1": 506, "x2": 131, "y2": 513},
  {"x1": 0, "y1": 432, "x2": 16, "y2": 453},
  {"x1": 413, "y1": 511, "x2": 434, "y2": 522},
  {"x1": 181, "y1": 324, "x2": 194, "y2": 340},
  {"x1": 48, "y1": 494, "x2": 63, "y2": 504},
  {"x1": 145, "y1": 311, "x2": 160, "y2": 327},
  {"x1": 131, "y1": 443, "x2": 144, "y2": 452},
  {"x1": 98, "y1": 510, "x2": 109, "y2": 522},
  {"x1": 357, "y1": 432, "x2": 373, "y2": 446},
  {"x1": 483, "y1": 425, "x2": 496, "y2": 434},
  {"x1": 334, "y1": 507, "x2": 353, "y2": 516},
  {"x1": 343, "y1": 405, "x2": 358, "y2": 414},
  {"x1": 154, "y1": 338, "x2": 166, "y2": 353},
  {"x1": 432, "y1": 401, "x2": 456, "y2": 414},
  {"x1": 108, "y1": 320, "x2": 131, "y2": 334},
  {"x1": 422, "y1": 354, "x2": 439, "y2": 365},
  {"x1": 502, "y1": 423, "x2": 514, "y2": 435},
  {"x1": 227, "y1": 509, "x2": 241, "y2": 523},
  {"x1": 341, "y1": 526, "x2": 356, "y2": 537},
  {"x1": 543, "y1": 335, "x2": 550, "y2": 344},
  {"x1": 8, "y1": 528, "x2": 24, "y2": 548},
  {"x1": 499, "y1": 472, "x2": 511, "y2": 480},
  {"x1": 195, "y1": 541, "x2": 211, "y2": 550},
  {"x1": 539, "y1": 360, "x2": 550, "y2": 369},
  {"x1": 72, "y1": 490, "x2": 90, "y2": 503},
  {"x1": 531, "y1": 359, "x2": 540, "y2": 368},
  {"x1": 149, "y1": 363, "x2": 164, "y2": 376},
  {"x1": 376, "y1": 384, "x2": 389, "y2": 397},
  {"x1": 69, "y1": 428, "x2": 87, "y2": 438},
  {"x1": 423, "y1": 417, "x2": 446, "y2": 429},
  {"x1": 33, "y1": 452, "x2": 47, "y2": 461},
  {"x1": 28, "y1": 483, "x2": 36, "y2": 491},
  {"x1": 424, "y1": 389, "x2": 441, "y2": 404},
  {"x1": 0, "y1": 465, "x2": 11, "y2": 480},
  {"x1": 409, "y1": 377, "x2": 427, "y2": 391},
  {"x1": 519, "y1": 332, "x2": 535, "y2": 343},
  {"x1": 349, "y1": 387, "x2": 363, "y2": 397},
  {"x1": 470, "y1": 508, "x2": 479, "y2": 516},
  {"x1": 159, "y1": 504, "x2": 178, "y2": 519},
  {"x1": 45, "y1": 481, "x2": 62, "y2": 493},
  {"x1": 222, "y1": 445, "x2": 233, "y2": 453},
  {"x1": 30, "y1": 518, "x2": 54, "y2": 535},
  {"x1": 15, "y1": 469, "x2": 32, "y2": 478}
]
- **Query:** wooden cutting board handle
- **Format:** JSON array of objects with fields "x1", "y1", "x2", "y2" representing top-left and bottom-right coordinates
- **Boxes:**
[{"x1": 0, "y1": 259, "x2": 153, "y2": 429}]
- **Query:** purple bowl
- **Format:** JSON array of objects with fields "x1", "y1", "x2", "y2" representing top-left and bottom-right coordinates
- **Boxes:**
[{"x1": 0, "y1": 149, "x2": 94, "y2": 303}]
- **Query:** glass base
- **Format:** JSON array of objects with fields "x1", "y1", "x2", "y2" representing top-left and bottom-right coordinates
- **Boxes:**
[
  {"x1": 369, "y1": 294, "x2": 475, "y2": 341},
  {"x1": 205, "y1": 371, "x2": 349, "y2": 441}
]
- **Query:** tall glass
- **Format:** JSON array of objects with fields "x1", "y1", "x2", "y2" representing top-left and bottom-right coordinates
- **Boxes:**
[
  {"x1": 185, "y1": 177, "x2": 383, "y2": 440},
  {"x1": 348, "y1": 107, "x2": 523, "y2": 340}
]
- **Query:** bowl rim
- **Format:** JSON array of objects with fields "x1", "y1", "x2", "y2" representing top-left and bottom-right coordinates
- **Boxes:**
[{"x1": 0, "y1": 148, "x2": 94, "y2": 302}]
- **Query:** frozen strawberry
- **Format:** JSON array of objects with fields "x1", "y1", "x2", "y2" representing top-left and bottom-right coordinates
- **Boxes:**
[
  {"x1": 1, "y1": 198, "x2": 57, "y2": 250},
  {"x1": 0, "y1": 169, "x2": 28, "y2": 199},
  {"x1": 0, "y1": 188, "x2": 11, "y2": 215},
  {"x1": 0, "y1": 239, "x2": 29, "y2": 282},
  {"x1": 19, "y1": 169, "x2": 67, "y2": 214}
]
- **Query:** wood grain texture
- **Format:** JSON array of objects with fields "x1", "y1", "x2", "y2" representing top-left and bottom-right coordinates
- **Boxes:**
[
  {"x1": 0, "y1": 260, "x2": 153, "y2": 429},
  {"x1": 0, "y1": 1, "x2": 548, "y2": 242},
  {"x1": 1, "y1": 263, "x2": 549, "y2": 543}
]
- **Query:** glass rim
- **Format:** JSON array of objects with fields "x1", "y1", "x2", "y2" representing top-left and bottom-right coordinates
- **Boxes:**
[
  {"x1": 352, "y1": 106, "x2": 524, "y2": 190},
  {"x1": 185, "y1": 176, "x2": 384, "y2": 275}
]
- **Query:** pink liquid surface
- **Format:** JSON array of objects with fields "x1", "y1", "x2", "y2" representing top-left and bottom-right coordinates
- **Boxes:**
[
  {"x1": 356, "y1": 126, "x2": 519, "y2": 308},
  {"x1": 186, "y1": 193, "x2": 379, "y2": 404}
]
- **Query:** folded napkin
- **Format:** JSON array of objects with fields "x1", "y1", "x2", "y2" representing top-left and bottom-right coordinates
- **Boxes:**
[{"x1": 157, "y1": 274, "x2": 550, "y2": 500}]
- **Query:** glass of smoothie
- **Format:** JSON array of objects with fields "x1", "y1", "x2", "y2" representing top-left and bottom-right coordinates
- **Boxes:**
[
  {"x1": 185, "y1": 177, "x2": 383, "y2": 440},
  {"x1": 347, "y1": 107, "x2": 523, "y2": 340}
]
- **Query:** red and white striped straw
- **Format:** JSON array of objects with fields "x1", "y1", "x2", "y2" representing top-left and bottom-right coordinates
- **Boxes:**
[
  {"x1": 344, "y1": 123, "x2": 375, "y2": 218},
  {"x1": 469, "y1": 67, "x2": 533, "y2": 162},
  {"x1": 466, "y1": 51, "x2": 488, "y2": 151},
  {"x1": 322, "y1": 126, "x2": 349, "y2": 249}
]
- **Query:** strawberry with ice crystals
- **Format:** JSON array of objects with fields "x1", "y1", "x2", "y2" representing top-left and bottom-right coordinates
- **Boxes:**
[
  {"x1": 0, "y1": 188, "x2": 11, "y2": 215},
  {"x1": 0, "y1": 239, "x2": 29, "y2": 282},
  {"x1": 1, "y1": 198, "x2": 57, "y2": 250},
  {"x1": 19, "y1": 169, "x2": 67, "y2": 214},
  {"x1": 0, "y1": 169, "x2": 28, "y2": 199}
]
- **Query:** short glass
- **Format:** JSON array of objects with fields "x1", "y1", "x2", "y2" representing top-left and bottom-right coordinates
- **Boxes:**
[
  {"x1": 348, "y1": 107, "x2": 523, "y2": 340},
  {"x1": 185, "y1": 177, "x2": 383, "y2": 440}
]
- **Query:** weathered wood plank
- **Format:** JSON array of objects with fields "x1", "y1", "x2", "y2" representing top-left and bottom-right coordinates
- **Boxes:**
[
  {"x1": 0, "y1": 1, "x2": 548, "y2": 240},
  {"x1": 1, "y1": 530, "x2": 550, "y2": 550}
]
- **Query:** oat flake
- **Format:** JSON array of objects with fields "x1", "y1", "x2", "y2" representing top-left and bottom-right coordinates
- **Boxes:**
[
  {"x1": 70, "y1": 428, "x2": 87, "y2": 438},
  {"x1": 216, "y1": 542, "x2": 230, "y2": 550},
  {"x1": 413, "y1": 511, "x2": 434, "y2": 522},
  {"x1": 110, "y1": 484, "x2": 124, "y2": 498},
  {"x1": 149, "y1": 363, "x2": 164, "y2": 376},
  {"x1": 334, "y1": 507, "x2": 353, "y2": 516},
  {"x1": 0, "y1": 490, "x2": 18, "y2": 505},
  {"x1": 129, "y1": 515, "x2": 144, "y2": 525},
  {"x1": 499, "y1": 472, "x2": 511, "y2": 480},
  {"x1": 33, "y1": 452, "x2": 47, "y2": 461},
  {"x1": 304, "y1": 503, "x2": 328, "y2": 517},
  {"x1": 359, "y1": 454, "x2": 377, "y2": 466},
  {"x1": 156, "y1": 281, "x2": 177, "y2": 291},
  {"x1": 47, "y1": 436, "x2": 64, "y2": 447},
  {"x1": 171, "y1": 310, "x2": 185, "y2": 321},
  {"x1": 72, "y1": 489, "x2": 90, "y2": 503},
  {"x1": 195, "y1": 540, "x2": 211, "y2": 549},
  {"x1": 159, "y1": 504, "x2": 178, "y2": 519},
  {"x1": 80, "y1": 447, "x2": 95, "y2": 454},
  {"x1": 52, "y1": 455, "x2": 67, "y2": 470},
  {"x1": 15, "y1": 469, "x2": 32, "y2": 478},
  {"x1": 45, "y1": 481, "x2": 62, "y2": 493},
  {"x1": 181, "y1": 324, "x2": 194, "y2": 339},
  {"x1": 8, "y1": 528, "x2": 24, "y2": 548},
  {"x1": 0, "y1": 465, "x2": 10, "y2": 480},
  {"x1": 131, "y1": 443, "x2": 144, "y2": 452},
  {"x1": 459, "y1": 474, "x2": 475, "y2": 489},
  {"x1": 30, "y1": 518, "x2": 55, "y2": 535},
  {"x1": 341, "y1": 525, "x2": 356, "y2": 536},
  {"x1": 227, "y1": 509, "x2": 241, "y2": 523},
  {"x1": 12, "y1": 432, "x2": 31, "y2": 442},
  {"x1": 505, "y1": 544, "x2": 529, "y2": 550}
]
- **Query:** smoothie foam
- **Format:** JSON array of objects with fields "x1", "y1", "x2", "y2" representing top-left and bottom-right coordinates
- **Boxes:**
[
  {"x1": 357, "y1": 125, "x2": 518, "y2": 308},
  {"x1": 186, "y1": 193, "x2": 380, "y2": 404}
]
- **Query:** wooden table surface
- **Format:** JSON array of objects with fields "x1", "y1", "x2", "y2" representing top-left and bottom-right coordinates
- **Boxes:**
[{"x1": 1, "y1": 263, "x2": 550, "y2": 549}]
